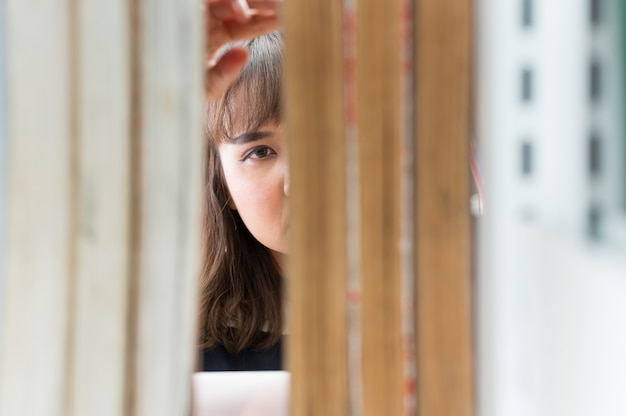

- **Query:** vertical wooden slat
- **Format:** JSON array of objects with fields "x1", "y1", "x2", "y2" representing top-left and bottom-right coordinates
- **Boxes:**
[
  {"x1": 284, "y1": 0, "x2": 349, "y2": 415},
  {"x1": 1, "y1": 2, "x2": 203, "y2": 415},
  {"x1": 68, "y1": 1, "x2": 131, "y2": 415},
  {"x1": 132, "y1": 1, "x2": 203, "y2": 415},
  {"x1": 0, "y1": 0, "x2": 8, "y2": 363},
  {"x1": 415, "y1": 1, "x2": 474, "y2": 416},
  {"x1": 1, "y1": 2, "x2": 72, "y2": 415},
  {"x1": 126, "y1": 0, "x2": 142, "y2": 413},
  {"x1": 357, "y1": 0, "x2": 404, "y2": 414}
]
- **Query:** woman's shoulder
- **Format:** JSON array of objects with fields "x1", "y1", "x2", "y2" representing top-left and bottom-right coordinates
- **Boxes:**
[{"x1": 201, "y1": 338, "x2": 283, "y2": 372}]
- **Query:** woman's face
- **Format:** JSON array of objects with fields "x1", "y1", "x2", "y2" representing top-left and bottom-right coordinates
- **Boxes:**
[{"x1": 218, "y1": 122, "x2": 289, "y2": 260}]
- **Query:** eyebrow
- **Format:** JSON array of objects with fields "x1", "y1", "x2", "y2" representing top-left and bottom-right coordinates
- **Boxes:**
[{"x1": 230, "y1": 130, "x2": 274, "y2": 144}]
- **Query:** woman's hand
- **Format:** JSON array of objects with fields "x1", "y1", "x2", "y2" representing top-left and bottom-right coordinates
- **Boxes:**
[{"x1": 204, "y1": 0, "x2": 280, "y2": 99}]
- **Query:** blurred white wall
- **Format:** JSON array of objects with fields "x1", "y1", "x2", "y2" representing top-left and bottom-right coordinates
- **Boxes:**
[{"x1": 477, "y1": 1, "x2": 626, "y2": 415}]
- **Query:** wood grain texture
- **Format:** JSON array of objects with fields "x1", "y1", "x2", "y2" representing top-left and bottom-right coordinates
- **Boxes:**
[
  {"x1": 283, "y1": 0, "x2": 349, "y2": 414},
  {"x1": 0, "y1": 1, "x2": 6, "y2": 376},
  {"x1": 0, "y1": 2, "x2": 203, "y2": 416},
  {"x1": 131, "y1": 1, "x2": 204, "y2": 415},
  {"x1": 357, "y1": 0, "x2": 404, "y2": 414},
  {"x1": 414, "y1": 1, "x2": 475, "y2": 415},
  {"x1": 1, "y1": 2, "x2": 72, "y2": 415},
  {"x1": 68, "y1": 1, "x2": 131, "y2": 415}
]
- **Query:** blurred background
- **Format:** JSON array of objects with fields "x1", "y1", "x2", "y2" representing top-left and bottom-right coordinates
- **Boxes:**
[
  {"x1": 0, "y1": 0, "x2": 624, "y2": 415},
  {"x1": 476, "y1": 1, "x2": 626, "y2": 415}
]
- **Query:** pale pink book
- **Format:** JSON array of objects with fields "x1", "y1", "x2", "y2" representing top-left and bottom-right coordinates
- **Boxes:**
[{"x1": 193, "y1": 371, "x2": 289, "y2": 416}]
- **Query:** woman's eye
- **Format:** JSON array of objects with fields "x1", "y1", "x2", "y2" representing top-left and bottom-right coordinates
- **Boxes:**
[{"x1": 242, "y1": 146, "x2": 275, "y2": 161}]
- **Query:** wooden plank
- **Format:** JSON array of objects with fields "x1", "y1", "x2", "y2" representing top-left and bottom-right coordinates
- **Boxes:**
[
  {"x1": 67, "y1": 1, "x2": 131, "y2": 415},
  {"x1": 414, "y1": 1, "x2": 475, "y2": 415},
  {"x1": 356, "y1": 0, "x2": 404, "y2": 414},
  {"x1": 0, "y1": 0, "x2": 8, "y2": 365},
  {"x1": 0, "y1": 1, "x2": 72, "y2": 415},
  {"x1": 283, "y1": 0, "x2": 349, "y2": 414},
  {"x1": 131, "y1": 1, "x2": 203, "y2": 415},
  {"x1": 1, "y1": 3, "x2": 203, "y2": 416}
]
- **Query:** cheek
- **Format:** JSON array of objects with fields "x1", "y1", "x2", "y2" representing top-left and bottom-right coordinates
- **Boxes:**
[
  {"x1": 223, "y1": 168, "x2": 283, "y2": 228},
  {"x1": 227, "y1": 175, "x2": 273, "y2": 210},
  {"x1": 227, "y1": 173, "x2": 284, "y2": 249},
  {"x1": 218, "y1": 152, "x2": 285, "y2": 221},
  {"x1": 218, "y1": 145, "x2": 287, "y2": 214}
]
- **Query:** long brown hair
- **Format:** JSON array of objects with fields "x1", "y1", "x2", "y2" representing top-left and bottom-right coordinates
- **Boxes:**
[{"x1": 199, "y1": 32, "x2": 284, "y2": 354}]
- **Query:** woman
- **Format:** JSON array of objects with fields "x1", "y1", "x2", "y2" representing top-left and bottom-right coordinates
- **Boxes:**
[{"x1": 199, "y1": 32, "x2": 286, "y2": 371}]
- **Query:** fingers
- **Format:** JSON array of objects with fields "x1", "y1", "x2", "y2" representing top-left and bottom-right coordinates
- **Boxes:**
[
  {"x1": 205, "y1": 47, "x2": 249, "y2": 100},
  {"x1": 204, "y1": 0, "x2": 281, "y2": 100},
  {"x1": 207, "y1": 0, "x2": 279, "y2": 23},
  {"x1": 207, "y1": 14, "x2": 280, "y2": 58},
  {"x1": 205, "y1": 0, "x2": 280, "y2": 61},
  {"x1": 208, "y1": 0, "x2": 251, "y2": 23}
]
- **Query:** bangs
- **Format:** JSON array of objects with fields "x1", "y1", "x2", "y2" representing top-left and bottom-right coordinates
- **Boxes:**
[{"x1": 207, "y1": 32, "x2": 283, "y2": 144}]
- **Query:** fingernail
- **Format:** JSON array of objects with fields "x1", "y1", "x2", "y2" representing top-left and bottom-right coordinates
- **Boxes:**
[
  {"x1": 236, "y1": 0, "x2": 252, "y2": 20},
  {"x1": 248, "y1": 9, "x2": 277, "y2": 17}
]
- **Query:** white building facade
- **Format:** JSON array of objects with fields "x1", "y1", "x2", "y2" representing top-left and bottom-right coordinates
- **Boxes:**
[{"x1": 477, "y1": 0, "x2": 626, "y2": 415}]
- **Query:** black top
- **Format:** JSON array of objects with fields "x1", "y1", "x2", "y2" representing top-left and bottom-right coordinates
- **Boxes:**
[{"x1": 201, "y1": 339, "x2": 283, "y2": 371}]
